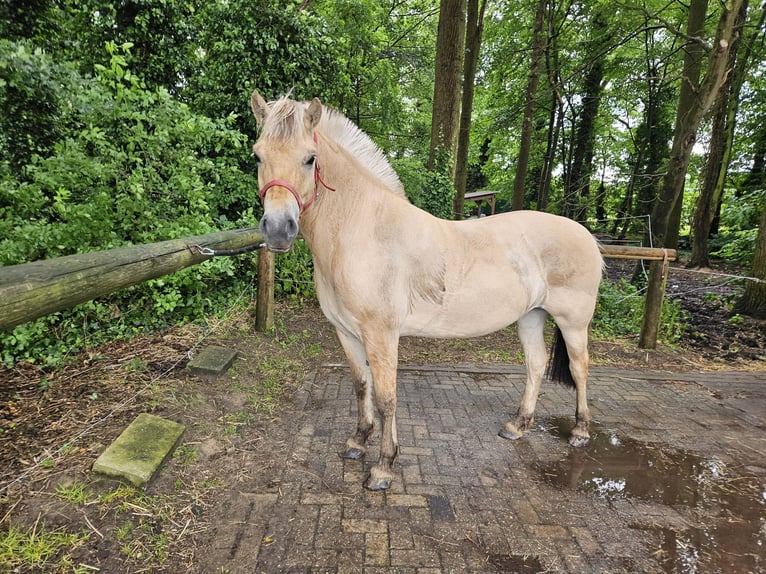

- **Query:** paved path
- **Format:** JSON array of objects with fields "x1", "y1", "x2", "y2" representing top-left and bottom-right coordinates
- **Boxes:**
[{"x1": 198, "y1": 364, "x2": 766, "y2": 573}]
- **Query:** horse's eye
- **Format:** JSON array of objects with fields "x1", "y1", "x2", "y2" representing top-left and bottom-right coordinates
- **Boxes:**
[
  {"x1": 253, "y1": 152, "x2": 262, "y2": 164},
  {"x1": 304, "y1": 154, "x2": 316, "y2": 167}
]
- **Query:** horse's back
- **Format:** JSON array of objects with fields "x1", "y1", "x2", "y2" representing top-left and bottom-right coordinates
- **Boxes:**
[{"x1": 458, "y1": 210, "x2": 602, "y2": 277}]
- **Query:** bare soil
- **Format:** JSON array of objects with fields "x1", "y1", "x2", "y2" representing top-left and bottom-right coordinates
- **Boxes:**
[{"x1": 0, "y1": 258, "x2": 763, "y2": 572}]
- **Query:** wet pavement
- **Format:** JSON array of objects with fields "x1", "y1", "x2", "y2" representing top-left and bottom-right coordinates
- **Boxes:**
[{"x1": 198, "y1": 364, "x2": 766, "y2": 573}]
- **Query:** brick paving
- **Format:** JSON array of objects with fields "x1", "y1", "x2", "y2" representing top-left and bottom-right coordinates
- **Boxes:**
[{"x1": 201, "y1": 364, "x2": 766, "y2": 573}]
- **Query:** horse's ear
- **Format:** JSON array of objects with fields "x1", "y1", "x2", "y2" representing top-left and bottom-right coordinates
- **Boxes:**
[
  {"x1": 304, "y1": 98, "x2": 322, "y2": 131},
  {"x1": 251, "y1": 90, "x2": 269, "y2": 126}
]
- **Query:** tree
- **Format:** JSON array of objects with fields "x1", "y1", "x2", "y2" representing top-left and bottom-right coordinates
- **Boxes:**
[
  {"x1": 641, "y1": 0, "x2": 746, "y2": 348},
  {"x1": 453, "y1": 0, "x2": 488, "y2": 219},
  {"x1": 511, "y1": 0, "x2": 547, "y2": 212},
  {"x1": 689, "y1": 1, "x2": 761, "y2": 268},
  {"x1": 190, "y1": 0, "x2": 344, "y2": 138},
  {"x1": 733, "y1": 204, "x2": 766, "y2": 317},
  {"x1": 428, "y1": 0, "x2": 466, "y2": 173},
  {"x1": 562, "y1": 10, "x2": 609, "y2": 222}
]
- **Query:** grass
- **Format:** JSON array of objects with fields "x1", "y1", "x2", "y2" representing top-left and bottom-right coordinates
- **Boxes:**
[
  {"x1": 0, "y1": 516, "x2": 89, "y2": 573},
  {"x1": 1, "y1": 478, "x2": 205, "y2": 573},
  {"x1": 54, "y1": 482, "x2": 89, "y2": 505}
]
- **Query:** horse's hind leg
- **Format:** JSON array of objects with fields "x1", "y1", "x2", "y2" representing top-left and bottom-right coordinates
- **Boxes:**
[
  {"x1": 500, "y1": 309, "x2": 548, "y2": 441},
  {"x1": 336, "y1": 330, "x2": 375, "y2": 460},
  {"x1": 558, "y1": 322, "x2": 592, "y2": 447}
]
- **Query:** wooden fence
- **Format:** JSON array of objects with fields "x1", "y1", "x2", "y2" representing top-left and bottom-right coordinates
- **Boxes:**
[
  {"x1": 0, "y1": 232, "x2": 675, "y2": 349},
  {"x1": 0, "y1": 228, "x2": 264, "y2": 332}
]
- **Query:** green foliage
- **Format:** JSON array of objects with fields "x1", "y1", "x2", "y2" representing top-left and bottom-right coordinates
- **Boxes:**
[
  {"x1": 0, "y1": 40, "x2": 79, "y2": 174},
  {"x1": 190, "y1": 0, "x2": 344, "y2": 138},
  {"x1": 274, "y1": 240, "x2": 315, "y2": 299},
  {"x1": 0, "y1": 42, "x2": 260, "y2": 367},
  {"x1": 402, "y1": 148, "x2": 456, "y2": 219},
  {"x1": 709, "y1": 188, "x2": 763, "y2": 265},
  {"x1": 710, "y1": 228, "x2": 758, "y2": 265},
  {"x1": 65, "y1": 0, "x2": 204, "y2": 94},
  {"x1": 593, "y1": 279, "x2": 686, "y2": 345}
]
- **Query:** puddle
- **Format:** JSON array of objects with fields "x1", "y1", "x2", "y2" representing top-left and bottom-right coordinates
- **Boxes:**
[{"x1": 536, "y1": 416, "x2": 765, "y2": 573}]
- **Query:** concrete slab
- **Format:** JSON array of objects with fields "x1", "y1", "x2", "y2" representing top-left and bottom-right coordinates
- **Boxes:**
[
  {"x1": 92, "y1": 413, "x2": 185, "y2": 486},
  {"x1": 188, "y1": 345, "x2": 238, "y2": 375}
]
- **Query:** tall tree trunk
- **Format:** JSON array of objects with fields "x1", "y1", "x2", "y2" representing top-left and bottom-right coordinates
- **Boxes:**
[
  {"x1": 538, "y1": 91, "x2": 563, "y2": 211},
  {"x1": 453, "y1": 0, "x2": 487, "y2": 220},
  {"x1": 733, "y1": 119, "x2": 766, "y2": 317},
  {"x1": 512, "y1": 0, "x2": 547, "y2": 211},
  {"x1": 733, "y1": 203, "x2": 766, "y2": 318},
  {"x1": 641, "y1": 0, "x2": 745, "y2": 348},
  {"x1": 689, "y1": 0, "x2": 759, "y2": 268},
  {"x1": 538, "y1": 0, "x2": 563, "y2": 212},
  {"x1": 428, "y1": 0, "x2": 466, "y2": 171},
  {"x1": 563, "y1": 12, "x2": 607, "y2": 222},
  {"x1": 655, "y1": 0, "x2": 743, "y2": 251}
]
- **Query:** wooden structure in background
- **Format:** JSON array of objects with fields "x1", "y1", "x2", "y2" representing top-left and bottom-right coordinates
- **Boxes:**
[{"x1": 464, "y1": 190, "x2": 498, "y2": 216}]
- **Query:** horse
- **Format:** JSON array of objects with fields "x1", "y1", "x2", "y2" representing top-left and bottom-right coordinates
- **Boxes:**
[{"x1": 250, "y1": 91, "x2": 604, "y2": 491}]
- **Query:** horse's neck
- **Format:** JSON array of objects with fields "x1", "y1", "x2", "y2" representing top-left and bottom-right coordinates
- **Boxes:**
[{"x1": 301, "y1": 146, "x2": 398, "y2": 251}]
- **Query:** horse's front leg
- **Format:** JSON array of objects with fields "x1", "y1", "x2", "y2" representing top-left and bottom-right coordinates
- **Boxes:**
[
  {"x1": 362, "y1": 328, "x2": 400, "y2": 491},
  {"x1": 336, "y1": 330, "x2": 374, "y2": 460}
]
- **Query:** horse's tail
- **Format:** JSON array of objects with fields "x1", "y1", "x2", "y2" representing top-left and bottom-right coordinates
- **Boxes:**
[{"x1": 546, "y1": 326, "x2": 575, "y2": 388}]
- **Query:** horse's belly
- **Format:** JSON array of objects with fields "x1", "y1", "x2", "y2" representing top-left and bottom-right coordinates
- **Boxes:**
[{"x1": 401, "y1": 299, "x2": 525, "y2": 339}]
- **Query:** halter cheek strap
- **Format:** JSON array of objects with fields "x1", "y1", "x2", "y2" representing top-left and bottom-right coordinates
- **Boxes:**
[{"x1": 258, "y1": 133, "x2": 336, "y2": 217}]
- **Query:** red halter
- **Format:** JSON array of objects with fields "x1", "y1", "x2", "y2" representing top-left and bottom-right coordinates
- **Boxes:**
[{"x1": 258, "y1": 133, "x2": 335, "y2": 216}]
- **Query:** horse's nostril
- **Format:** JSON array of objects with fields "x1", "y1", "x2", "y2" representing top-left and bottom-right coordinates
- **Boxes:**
[
  {"x1": 259, "y1": 215, "x2": 271, "y2": 236},
  {"x1": 287, "y1": 218, "x2": 298, "y2": 237}
]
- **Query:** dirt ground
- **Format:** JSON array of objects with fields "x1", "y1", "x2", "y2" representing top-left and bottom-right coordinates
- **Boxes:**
[{"x1": 0, "y1": 258, "x2": 763, "y2": 573}]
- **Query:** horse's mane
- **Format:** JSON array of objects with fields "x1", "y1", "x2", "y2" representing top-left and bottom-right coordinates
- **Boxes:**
[{"x1": 261, "y1": 97, "x2": 406, "y2": 198}]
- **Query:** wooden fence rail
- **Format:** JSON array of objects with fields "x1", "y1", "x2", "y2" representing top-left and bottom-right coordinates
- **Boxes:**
[
  {"x1": 0, "y1": 233, "x2": 676, "y2": 350},
  {"x1": 0, "y1": 228, "x2": 264, "y2": 332}
]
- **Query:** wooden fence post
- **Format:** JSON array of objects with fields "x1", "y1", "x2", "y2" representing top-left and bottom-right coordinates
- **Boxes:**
[
  {"x1": 638, "y1": 254, "x2": 671, "y2": 349},
  {"x1": 598, "y1": 245, "x2": 675, "y2": 350},
  {"x1": 255, "y1": 249, "x2": 275, "y2": 332}
]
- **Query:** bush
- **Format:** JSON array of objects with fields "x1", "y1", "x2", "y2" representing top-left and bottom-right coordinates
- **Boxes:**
[
  {"x1": 0, "y1": 42, "x2": 261, "y2": 367},
  {"x1": 394, "y1": 149, "x2": 455, "y2": 220},
  {"x1": 593, "y1": 278, "x2": 686, "y2": 345}
]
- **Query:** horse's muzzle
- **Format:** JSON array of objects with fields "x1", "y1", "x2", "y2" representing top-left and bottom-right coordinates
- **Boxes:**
[{"x1": 259, "y1": 211, "x2": 299, "y2": 253}]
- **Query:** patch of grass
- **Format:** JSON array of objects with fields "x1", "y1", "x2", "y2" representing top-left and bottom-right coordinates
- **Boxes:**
[
  {"x1": 172, "y1": 443, "x2": 199, "y2": 469},
  {"x1": 0, "y1": 516, "x2": 89, "y2": 573},
  {"x1": 54, "y1": 482, "x2": 90, "y2": 505},
  {"x1": 97, "y1": 484, "x2": 137, "y2": 505}
]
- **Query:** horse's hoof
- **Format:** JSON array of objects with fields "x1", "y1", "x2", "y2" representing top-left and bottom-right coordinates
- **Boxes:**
[
  {"x1": 498, "y1": 428, "x2": 522, "y2": 440},
  {"x1": 340, "y1": 447, "x2": 366, "y2": 460},
  {"x1": 365, "y1": 465, "x2": 395, "y2": 491},
  {"x1": 498, "y1": 422, "x2": 523, "y2": 441},
  {"x1": 568, "y1": 433, "x2": 590, "y2": 448},
  {"x1": 364, "y1": 476, "x2": 392, "y2": 491}
]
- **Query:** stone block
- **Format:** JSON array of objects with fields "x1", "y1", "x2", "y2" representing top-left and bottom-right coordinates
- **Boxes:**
[
  {"x1": 188, "y1": 345, "x2": 238, "y2": 375},
  {"x1": 92, "y1": 413, "x2": 185, "y2": 486}
]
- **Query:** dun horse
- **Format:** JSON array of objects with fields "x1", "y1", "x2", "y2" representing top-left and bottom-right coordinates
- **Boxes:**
[{"x1": 250, "y1": 91, "x2": 603, "y2": 491}]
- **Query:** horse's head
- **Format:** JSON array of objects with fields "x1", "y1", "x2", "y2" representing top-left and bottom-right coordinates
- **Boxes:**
[{"x1": 251, "y1": 90, "x2": 323, "y2": 253}]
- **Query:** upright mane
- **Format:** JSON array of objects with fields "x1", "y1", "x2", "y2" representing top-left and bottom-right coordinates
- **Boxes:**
[{"x1": 261, "y1": 96, "x2": 406, "y2": 198}]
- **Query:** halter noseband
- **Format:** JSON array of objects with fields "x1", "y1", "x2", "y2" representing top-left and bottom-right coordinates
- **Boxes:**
[{"x1": 258, "y1": 133, "x2": 335, "y2": 216}]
